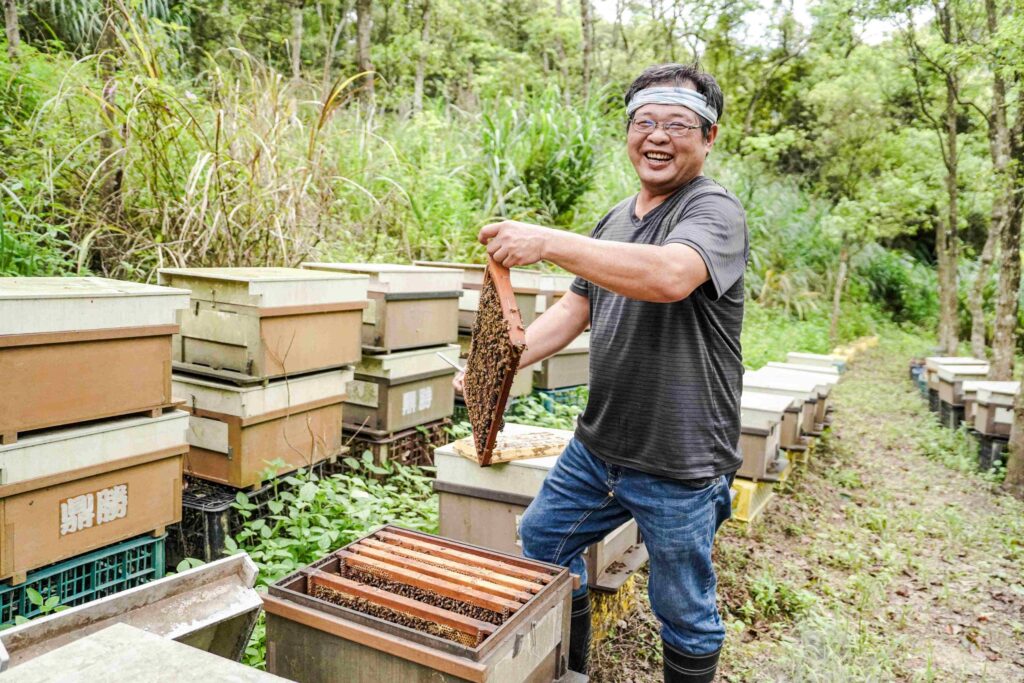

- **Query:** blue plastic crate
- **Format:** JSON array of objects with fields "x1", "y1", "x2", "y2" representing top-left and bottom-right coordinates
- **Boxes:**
[{"x1": 0, "y1": 534, "x2": 165, "y2": 626}]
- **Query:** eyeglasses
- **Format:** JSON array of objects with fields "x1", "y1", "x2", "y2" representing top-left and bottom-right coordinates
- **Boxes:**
[{"x1": 630, "y1": 118, "x2": 702, "y2": 137}]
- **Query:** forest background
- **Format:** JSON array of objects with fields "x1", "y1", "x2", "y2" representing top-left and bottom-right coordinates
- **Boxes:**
[{"x1": 2, "y1": 0, "x2": 1024, "y2": 490}]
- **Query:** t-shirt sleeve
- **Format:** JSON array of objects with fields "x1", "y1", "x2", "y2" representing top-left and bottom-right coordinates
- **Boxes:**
[
  {"x1": 569, "y1": 275, "x2": 589, "y2": 298},
  {"x1": 662, "y1": 190, "x2": 747, "y2": 301}
]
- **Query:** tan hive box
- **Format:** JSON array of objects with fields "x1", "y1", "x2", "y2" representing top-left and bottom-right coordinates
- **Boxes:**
[
  {"x1": 0, "y1": 277, "x2": 189, "y2": 444},
  {"x1": 738, "y1": 395, "x2": 787, "y2": 480},
  {"x1": 742, "y1": 391, "x2": 804, "y2": 451},
  {"x1": 533, "y1": 332, "x2": 589, "y2": 390},
  {"x1": 301, "y1": 263, "x2": 462, "y2": 353},
  {"x1": 935, "y1": 363, "x2": 990, "y2": 406},
  {"x1": 173, "y1": 369, "x2": 351, "y2": 489},
  {"x1": 434, "y1": 424, "x2": 647, "y2": 592},
  {"x1": 974, "y1": 381, "x2": 1019, "y2": 437},
  {"x1": 0, "y1": 412, "x2": 187, "y2": 583},
  {"x1": 415, "y1": 262, "x2": 540, "y2": 332},
  {"x1": 345, "y1": 345, "x2": 459, "y2": 434},
  {"x1": 158, "y1": 267, "x2": 368, "y2": 380},
  {"x1": 742, "y1": 372, "x2": 818, "y2": 438},
  {"x1": 962, "y1": 380, "x2": 984, "y2": 424}
]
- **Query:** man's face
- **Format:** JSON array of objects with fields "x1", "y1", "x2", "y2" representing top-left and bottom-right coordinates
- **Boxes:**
[{"x1": 627, "y1": 99, "x2": 717, "y2": 196}]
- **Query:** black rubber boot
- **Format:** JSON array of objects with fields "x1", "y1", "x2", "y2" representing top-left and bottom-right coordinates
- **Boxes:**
[
  {"x1": 663, "y1": 641, "x2": 720, "y2": 682},
  {"x1": 568, "y1": 591, "x2": 591, "y2": 674}
]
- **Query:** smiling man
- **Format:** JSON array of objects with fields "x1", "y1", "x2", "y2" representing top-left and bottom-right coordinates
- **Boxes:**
[{"x1": 463, "y1": 63, "x2": 747, "y2": 682}]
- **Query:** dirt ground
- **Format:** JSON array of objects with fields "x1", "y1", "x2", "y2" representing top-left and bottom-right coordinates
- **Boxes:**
[{"x1": 588, "y1": 336, "x2": 1024, "y2": 682}]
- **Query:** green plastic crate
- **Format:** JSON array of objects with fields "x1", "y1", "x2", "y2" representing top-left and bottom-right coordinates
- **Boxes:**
[{"x1": 0, "y1": 534, "x2": 165, "y2": 626}]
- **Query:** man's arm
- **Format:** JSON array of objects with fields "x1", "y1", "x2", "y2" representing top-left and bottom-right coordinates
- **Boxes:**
[
  {"x1": 478, "y1": 221, "x2": 709, "y2": 304},
  {"x1": 453, "y1": 290, "x2": 590, "y2": 393}
]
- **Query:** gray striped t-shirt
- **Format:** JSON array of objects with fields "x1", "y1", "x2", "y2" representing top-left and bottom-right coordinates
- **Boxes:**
[{"x1": 570, "y1": 175, "x2": 748, "y2": 480}]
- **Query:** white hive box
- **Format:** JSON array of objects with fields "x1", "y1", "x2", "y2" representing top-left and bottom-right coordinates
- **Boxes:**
[
  {"x1": 935, "y1": 363, "x2": 990, "y2": 406},
  {"x1": 756, "y1": 366, "x2": 837, "y2": 427},
  {"x1": 345, "y1": 344, "x2": 459, "y2": 434},
  {"x1": 766, "y1": 361, "x2": 840, "y2": 377},
  {"x1": 0, "y1": 277, "x2": 189, "y2": 444},
  {"x1": 924, "y1": 356, "x2": 986, "y2": 392},
  {"x1": 962, "y1": 380, "x2": 983, "y2": 424},
  {"x1": 434, "y1": 424, "x2": 647, "y2": 592},
  {"x1": 743, "y1": 371, "x2": 818, "y2": 438},
  {"x1": 415, "y1": 261, "x2": 540, "y2": 331},
  {"x1": 301, "y1": 263, "x2": 462, "y2": 353},
  {"x1": 742, "y1": 390, "x2": 804, "y2": 453},
  {"x1": 158, "y1": 267, "x2": 368, "y2": 380},
  {"x1": 0, "y1": 411, "x2": 187, "y2": 583},
  {"x1": 974, "y1": 381, "x2": 1019, "y2": 437},
  {"x1": 737, "y1": 410, "x2": 784, "y2": 482},
  {"x1": 173, "y1": 368, "x2": 351, "y2": 489},
  {"x1": 534, "y1": 332, "x2": 590, "y2": 390},
  {"x1": 786, "y1": 352, "x2": 846, "y2": 373}
]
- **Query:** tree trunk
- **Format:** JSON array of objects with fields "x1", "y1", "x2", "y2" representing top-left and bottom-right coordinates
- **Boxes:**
[
  {"x1": 321, "y1": 13, "x2": 347, "y2": 98},
  {"x1": 1004, "y1": 379, "x2": 1024, "y2": 499},
  {"x1": 97, "y1": 2, "x2": 123, "y2": 220},
  {"x1": 290, "y1": 3, "x2": 303, "y2": 82},
  {"x1": 412, "y1": 0, "x2": 430, "y2": 113},
  {"x1": 579, "y1": 0, "x2": 593, "y2": 99},
  {"x1": 829, "y1": 242, "x2": 849, "y2": 346},
  {"x1": 937, "y1": 76, "x2": 960, "y2": 355},
  {"x1": 968, "y1": 223, "x2": 999, "y2": 359},
  {"x1": 355, "y1": 0, "x2": 374, "y2": 103},
  {"x1": 554, "y1": 0, "x2": 570, "y2": 103},
  {"x1": 3, "y1": 0, "x2": 18, "y2": 61}
]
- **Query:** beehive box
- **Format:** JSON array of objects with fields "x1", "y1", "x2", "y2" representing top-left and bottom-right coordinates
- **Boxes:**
[
  {"x1": 434, "y1": 424, "x2": 647, "y2": 592},
  {"x1": 974, "y1": 381, "x2": 1019, "y2": 437},
  {"x1": 533, "y1": 332, "x2": 589, "y2": 391},
  {"x1": 752, "y1": 367, "x2": 836, "y2": 428},
  {"x1": 0, "y1": 415, "x2": 187, "y2": 584},
  {"x1": 158, "y1": 268, "x2": 368, "y2": 380},
  {"x1": 786, "y1": 352, "x2": 846, "y2": 373},
  {"x1": 962, "y1": 380, "x2": 982, "y2": 425},
  {"x1": 345, "y1": 345, "x2": 459, "y2": 434},
  {"x1": 301, "y1": 263, "x2": 462, "y2": 353},
  {"x1": 173, "y1": 369, "x2": 350, "y2": 489},
  {"x1": 737, "y1": 410, "x2": 784, "y2": 482},
  {"x1": 0, "y1": 278, "x2": 189, "y2": 445},
  {"x1": 264, "y1": 526, "x2": 572, "y2": 683},
  {"x1": 935, "y1": 363, "x2": 990, "y2": 406},
  {"x1": 924, "y1": 357, "x2": 986, "y2": 392},
  {"x1": 742, "y1": 391, "x2": 805, "y2": 452},
  {"x1": 415, "y1": 262, "x2": 540, "y2": 332},
  {"x1": 742, "y1": 371, "x2": 819, "y2": 436}
]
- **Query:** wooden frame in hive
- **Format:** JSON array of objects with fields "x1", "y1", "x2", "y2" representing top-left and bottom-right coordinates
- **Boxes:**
[{"x1": 462, "y1": 260, "x2": 527, "y2": 466}]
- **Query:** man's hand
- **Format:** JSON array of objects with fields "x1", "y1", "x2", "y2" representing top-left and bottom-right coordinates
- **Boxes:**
[
  {"x1": 453, "y1": 369, "x2": 465, "y2": 395},
  {"x1": 478, "y1": 220, "x2": 554, "y2": 267}
]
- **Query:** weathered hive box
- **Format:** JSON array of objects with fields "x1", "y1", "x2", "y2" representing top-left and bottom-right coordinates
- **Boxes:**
[
  {"x1": 264, "y1": 526, "x2": 573, "y2": 683},
  {"x1": 172, "y1": 369, "x2": 351, "y2": 489},
  {"x1": 533, "y1": 332, "x2": 590, "y2": 390},
  {"x1": 935, "y1": 363, "x2": 990, "y2": 406},
  {"x1": 0, "y1": 277, "x2": 189, "y2": 445},
  {"x1": 742, "y1": 372, "x2": 818, "y2": 437},
  {"x1": 742, "y1": 391, "x2": 804, "y2": 451},
  {"x1": 786, "y1": 352, "x2": 846, "y2": 373},
  {"x1": 434, "y1": 424, "x2": 647, "y2": 592},
  {"x1": 974, "y1": 381, "x2": 1019, "y2": 437},
  {"x1": 924, "y1": 356, "x2": 986, "y2": 392},
  {"x1": 757, "y1": 366, "x2": 837, "y2": 427},
  {"x1": 345, "y1": 345, "x2": 459, "y2": 434},
  {"x1": 301, "y1": 263, "x2": 462, "y2": 353},
  {"x1": 0, "y1": 412, "x2": 187, "y2": 583},
  {"x1": 415, "y1": 262, "x2": 540, "y2": 332},
  {"x1": 158, "y1": 267, "x2": 368, "y2": 380},
  {"x1": 737, "y1": 396, "x2": 786, "y2": 481}
]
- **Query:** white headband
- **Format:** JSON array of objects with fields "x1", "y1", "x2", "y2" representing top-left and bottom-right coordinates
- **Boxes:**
[{"x1": 626, "y1": 86, "x2": 718, "y2": 125}]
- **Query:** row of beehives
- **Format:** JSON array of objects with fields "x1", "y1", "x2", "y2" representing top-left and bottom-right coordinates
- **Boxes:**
[{"x1": 915, "y1": 356, "x2": 1018, "y2": 471}]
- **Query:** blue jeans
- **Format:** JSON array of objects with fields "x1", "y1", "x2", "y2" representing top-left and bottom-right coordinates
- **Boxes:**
[{"x1": 519, "y1": 438, "x2": 733, "y2": 656}]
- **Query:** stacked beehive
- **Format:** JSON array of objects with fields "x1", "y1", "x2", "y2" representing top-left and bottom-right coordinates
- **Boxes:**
[
  {"x1": 0, "y1": 277, "x2": 190, "y2": 622},
  {"x1": 734, "y1": 352, "x2": 846, "y2": 521},
  {"x1": 158, "y1": 267, "x2": 367, "y2": 564},
  {"x1": 533, "y1": 274, "x2": 590, "y2": 405},
  {"x1": 972, "y1": 381, "x2": 1018, "y2": 469},
  {"x1": 302, "y1": 263, "x2": 463, "y2": 466},
  {"x1": 416, "y1": 261, "x2": 541, "y2": 401}
]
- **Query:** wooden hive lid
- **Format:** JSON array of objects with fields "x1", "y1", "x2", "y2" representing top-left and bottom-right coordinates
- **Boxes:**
[
  {"x1": 761, "y1": 364, "x2": 839, "y2": 386},
  {"x1": 924, "y1": 356, "x2": 986, "y2": 371},
  {"x1": 0, "y1": 277, "x2": 190, "y2": 336},
  {"x1": 766, "y1": 361, "x2": 840, "y2": 376},
  {"x1": 158, "y1": 267, "x2": 369, "y2": 308},
  {"x1": 301, "y1": 262, "x2": 464, "y2": 295},
  {"x1": 741, "y1": 390, "x2": 795, "y2": 415},
  {"x1": 935, "y1": 363, "x2": 990, "y2": 381},
  {"x1": 462, "y1": 260, "x2": 527, "y2": 466}
]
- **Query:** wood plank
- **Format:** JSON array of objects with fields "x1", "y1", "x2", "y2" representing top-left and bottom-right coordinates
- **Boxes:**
[
  {"x1": 357, "y1": 538, "x2": 540, "y2": 595},
  {"x1": 339, "y1": 549, "x2": 524, "y2": 612},
  {"x1": 344, "y1": 545, "x2": 529, "y2": 607},
  {"x1": 307, "y1": 571, "x2": 494, "y2": 640},
  {"x1": 374, "y1": 530, "x2": 554, "y2": 583}
]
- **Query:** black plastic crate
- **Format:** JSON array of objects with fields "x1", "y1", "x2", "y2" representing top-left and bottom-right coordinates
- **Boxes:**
[
  {"x1": 939, "y1": 401, "x2": 964, "y2": 430},
  {"x1": 928, "y1": 389, "x2": 940, "y2": 413},
  {"x1": 978, "y1": 434, "x2": 1009, "y2": 471},
  {"x1": 342, "y1": 418, "x2": 452, "y2": 469}
]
